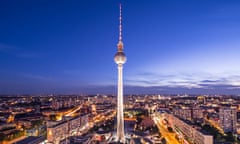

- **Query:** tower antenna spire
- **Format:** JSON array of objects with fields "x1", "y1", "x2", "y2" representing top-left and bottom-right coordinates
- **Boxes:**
[
  {"x1": 119, "y1": 3, "x2": 122, "y2": 42},
  {"x1": 118, "y1": 3, "x2": 123, "y2": 52}
]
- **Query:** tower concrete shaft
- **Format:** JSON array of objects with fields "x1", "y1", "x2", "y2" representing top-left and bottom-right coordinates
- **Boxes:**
[
  {"x1": 117, "y1": 64, "x2": 125, "y2": 143},
  {"x1": 114, "y1": 4, "x2": 126, "y2": 143}
]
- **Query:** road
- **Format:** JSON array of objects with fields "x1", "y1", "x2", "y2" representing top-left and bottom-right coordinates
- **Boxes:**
[
  {"x1": 153, "y1": 116, "x2": 180, "y2": 144},
  {"x1": 205, "y1": 118, "x2": 224, "y2": 134},
  {"x1": 8, "y1": 136, "x2": 26, "y2": 144},
  {"x1": 42, "y1": 104, "x2": 83, "y2": 118},
  {"x1": 65, "y1": 105, "x2": 82, "y2": 116}
]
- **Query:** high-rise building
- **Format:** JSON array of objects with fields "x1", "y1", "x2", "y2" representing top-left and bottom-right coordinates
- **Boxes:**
[
  {"x1": 219, "y1": 107, "x2": 237, "y2": 132},
  {"x1": 237, "y1": 111, "x2": 240, "y2": 122},
  {"x1": 114, "y1": 4, "x2": 127, "y2": 143}
]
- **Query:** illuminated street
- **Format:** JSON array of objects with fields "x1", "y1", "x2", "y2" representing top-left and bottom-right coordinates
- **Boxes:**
[
  {"x1": 153, "y1": 116, "x2": 180, "y2": 144},
  {"x1": 204, "y1": 118, "x2": 225, "y2": 135},
  {"x1": 65, "y1": 105, "x2": 83, "y2": 117}
]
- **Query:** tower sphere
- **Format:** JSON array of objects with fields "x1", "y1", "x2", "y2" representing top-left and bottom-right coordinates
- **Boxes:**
[{"x1": 114, "y1": 51, "x2": 126, "y2": 64}]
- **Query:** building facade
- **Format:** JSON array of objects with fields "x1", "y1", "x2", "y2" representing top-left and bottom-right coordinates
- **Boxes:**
[
  {"x1": 167, "y1": 114, "x2": 213, "y2": 144},
  {"x1": 219, "y1": 107, "x2": 237, "y2": 132},
  {"x1": 47, "y1": 114, "x2": 88, "y2": 144}
]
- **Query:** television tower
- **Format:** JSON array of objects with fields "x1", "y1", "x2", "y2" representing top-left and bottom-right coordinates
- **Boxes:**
[{"x1": 114, "y1": 4, "x2": 126, "y2": 143}]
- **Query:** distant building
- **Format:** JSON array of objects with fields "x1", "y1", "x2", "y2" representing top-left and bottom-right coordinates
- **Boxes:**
[
  {"x1": 173, "y1": 107, "x2": 192, "y2": 121},
  {"x1": 219, "y1": 107, "x2": 237, "y2": 132},
  {"x1": 236, "y1": 111, "x2": 240, "y2": 134},
  {"x1": 237, "y1": 111, "x2": 240, "y2": 122},
  {"x1": 197, "y1": 96, "x2": 206, "y2": 104},
  {"x1": 173, "y1": 107, "x2": 204, "y2": 122},
  {"x1": 17, "y1": 120, "x2": 32, "y2": 129},
  {"x1": 192, "y1": 108, "x2": 204, "y2": 120}
]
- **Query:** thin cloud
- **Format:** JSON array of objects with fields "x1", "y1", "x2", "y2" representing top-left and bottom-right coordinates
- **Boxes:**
[
  {"x1": 21, "y1": 73, "x2": 53, "y2": 81},
  {"x1": 16, "y1": 52, "x2": 44, "y2": 58},
  {"x1": 126, "y1": 71, "x2": 240, "y2": 90},
  {"x1": 0, "y1": 43, "x2": 44, "y2": 59},
  {"x1": 0, "y1": 43, "x2": 15, "y2": 51}
]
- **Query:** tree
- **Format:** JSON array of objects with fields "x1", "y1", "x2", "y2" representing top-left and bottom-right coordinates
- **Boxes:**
[
  {"x1": 49, "y1": 115, "x2": 57, "y2": 121},
  {"x1": 167, "y1": 127, "x2": 173, "y2": 132},
  {"x1": 224, "y1": 132, "x2": 235, "y2": 142},
  {"x1": 161, "y1": 138, "x2": 167, "y2": 144},
  {"x1": 0, "y1": 133, "x2": 5, "y2": 141}
]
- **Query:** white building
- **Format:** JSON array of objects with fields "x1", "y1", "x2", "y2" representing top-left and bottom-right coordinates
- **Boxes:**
[
  {"x1": 167, "y1": 114, "x2": 213, "y2": 144},
  {"x1": 47, "y1": 120, "x2": 69, "y2": 143},
  {"x1": 47, "y1": 114, "x2": 88, "y2": 144}
]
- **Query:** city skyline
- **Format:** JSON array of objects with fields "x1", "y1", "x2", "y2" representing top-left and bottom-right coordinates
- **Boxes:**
[{"x1": 0, "y1": 0, "x2": 240, "y2": 94}]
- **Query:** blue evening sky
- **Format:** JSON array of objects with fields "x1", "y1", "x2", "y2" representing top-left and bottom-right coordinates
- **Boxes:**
[{"x1": 0, "y1": 0, "x2": 240, "y2": 94}]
